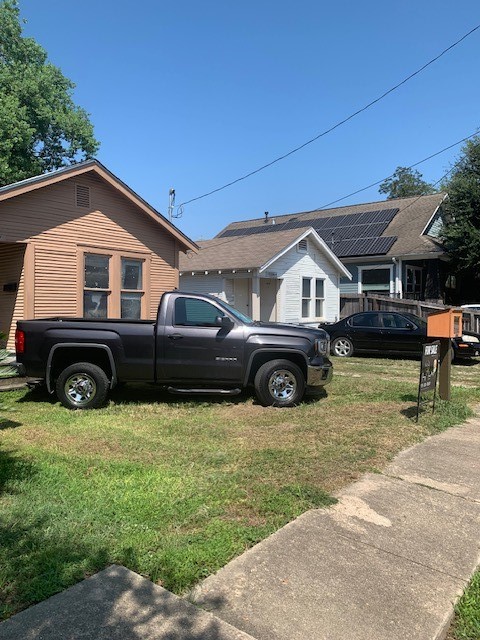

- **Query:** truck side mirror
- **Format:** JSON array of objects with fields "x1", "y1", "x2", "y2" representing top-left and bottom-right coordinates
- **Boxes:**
[{"x1": 216, "y1": 315, "x2": 234, "y2": 330}]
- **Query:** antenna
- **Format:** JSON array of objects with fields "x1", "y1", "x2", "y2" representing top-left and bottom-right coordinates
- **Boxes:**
[{"x1": 168, "y1": 188, "x2": 183, "y2": 221}]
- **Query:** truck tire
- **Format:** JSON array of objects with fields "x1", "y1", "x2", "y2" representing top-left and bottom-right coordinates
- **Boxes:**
[
  {"x1": 56, "y1": 362, "x2": 109, "y2": 410},
  {"x1": 332, "y1": 337, "x2": 354, "y2": 357},
  {"x1": 254, "y1": 359, "x2": 305, "y2": 407}
]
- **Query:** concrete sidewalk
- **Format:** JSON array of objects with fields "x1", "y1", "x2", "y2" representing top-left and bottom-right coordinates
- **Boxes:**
[
  {"x1": 1, "y1": 417, "x2": 479, "y2": 640},
  {"x1": 194, "y1": 417, "x2": 480, "y2": 640}
]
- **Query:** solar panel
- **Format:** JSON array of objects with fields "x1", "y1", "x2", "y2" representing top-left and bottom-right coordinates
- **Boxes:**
[{"x1": 217, "y1": 207, "x2": 400, "y2": 254}]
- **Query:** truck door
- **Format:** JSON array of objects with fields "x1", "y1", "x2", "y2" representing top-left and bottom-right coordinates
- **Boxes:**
[{"x1": 157, "y1": 296, "x2": 245, "y2": 382}]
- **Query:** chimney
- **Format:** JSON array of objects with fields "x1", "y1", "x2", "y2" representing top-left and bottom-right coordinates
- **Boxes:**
[{"x1": 264, "y1": 211, "x2": 269, "y2": 224}]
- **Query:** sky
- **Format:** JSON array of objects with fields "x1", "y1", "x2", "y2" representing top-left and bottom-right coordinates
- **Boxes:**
[{"x1": 18, "y1": 1, "x2": 480, "y2": 241}]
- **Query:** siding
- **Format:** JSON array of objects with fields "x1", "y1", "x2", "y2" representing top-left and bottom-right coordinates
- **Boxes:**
[
  {"x1": 179, "y1": 274, "x2": 228, "y2": 301},
  {"x1": 0, "y1": 243, "x2": 25, "y2": 349},
  {"x1": 0, "y1": 173, "x2": 179, "y2": 324},
  {"x1": 271, "y1": 242, "x2": 341, "y2": 323}
]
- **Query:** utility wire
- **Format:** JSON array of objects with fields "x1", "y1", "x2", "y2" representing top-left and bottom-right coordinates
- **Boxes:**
[
  {"x1": 179, "y1": 23, "x2": 480, "y2": 209},
  {"x1": 314, "y1": 130, "x2": 479, "y2": 210},
  {"x1": 194, "y1": 130, "x2": 479, "y2": 252}
]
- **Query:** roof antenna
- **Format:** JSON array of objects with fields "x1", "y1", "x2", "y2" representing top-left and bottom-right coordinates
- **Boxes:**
[
  {"x1": 168, "y1": 188, "x2": 182, "y2": 221},
  {"x1": 264, "y1": 211, "x2": 269, "y2": 224}
]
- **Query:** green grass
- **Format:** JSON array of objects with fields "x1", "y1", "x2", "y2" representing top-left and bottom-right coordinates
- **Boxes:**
[
  {"x1": 0, "y1": 356, "x2": 479, "y2": 620},
  {"x1": 448, "y1": 572, "x2": 480, "y2": 640}
]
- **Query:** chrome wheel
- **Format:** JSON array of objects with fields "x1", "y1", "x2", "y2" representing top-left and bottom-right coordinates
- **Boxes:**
[
  {"x1": 268, "y1": 369, "x2": 297, "y2": 401},
  {"x1": 333, "y1": 337, "x2": 353, "y2": 357},
  {"x1": 64, "y1": 373, "x2": 97, "y2": 407}
]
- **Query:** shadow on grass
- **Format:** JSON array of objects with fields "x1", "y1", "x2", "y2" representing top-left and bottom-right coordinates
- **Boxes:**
[
  {"x1": 0, "y1": 447, "x2": 232, "y2": 638},
  {"x1": 1, "y1": 565, "x2": 231, "y2": 640}
]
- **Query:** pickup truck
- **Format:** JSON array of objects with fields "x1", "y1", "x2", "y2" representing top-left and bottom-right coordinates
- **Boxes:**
[{"x1": 16, "y1": 291, "x2": 333, "y2": 409}]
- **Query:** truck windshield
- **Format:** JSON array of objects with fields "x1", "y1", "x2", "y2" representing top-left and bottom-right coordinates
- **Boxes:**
[{"x1": 218, "y1": 300, "x2": 254, "y2": 324}]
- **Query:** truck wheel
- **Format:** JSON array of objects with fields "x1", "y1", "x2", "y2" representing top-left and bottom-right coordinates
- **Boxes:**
[
  {"x1": 56, "y1": 362, "x2": 109, "y2": 410},
  {"x1": 332, "y1": 337, "x2": 354, "y2": 357},
  {"x1": 254, "y1": 359, "x2": 305, "y2": 407}
]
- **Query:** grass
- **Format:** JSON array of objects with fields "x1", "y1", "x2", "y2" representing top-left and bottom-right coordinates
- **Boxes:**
[
  {"x1": 448, "y1": 572, "x2": 480, "y2": 640},
  {"x1": 0, "y1": 355, "x2": 479, "y2": 621}
]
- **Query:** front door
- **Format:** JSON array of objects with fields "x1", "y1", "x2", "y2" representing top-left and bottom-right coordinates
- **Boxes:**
[
  {"x1": 260, "y1": 279, "x2": 278, "y2": 322},
  {"x1": 159, "y1": 296, "x2": 245, "y2": 383},
  {"x1": 234, "y1": 279, "x2": 251, "y2": 317}
]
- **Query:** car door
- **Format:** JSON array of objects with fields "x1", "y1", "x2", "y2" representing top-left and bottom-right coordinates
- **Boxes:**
[
  {"x1": 378, "y1": 312, "x2": 424, "y2": 355},
  {"x1": 159, "y1": 296, "x2": 245, "y2": 382},
  {"x1": 347, "y1": 312, "x2": 382, "y2": 352}
]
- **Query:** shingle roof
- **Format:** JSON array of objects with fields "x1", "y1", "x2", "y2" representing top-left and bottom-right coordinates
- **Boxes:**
[
  {"x1": 214, "y1": 193, "x2": 447, "y2": 259},
  {"x1": 179, "y1": 227, "x2": 351, "y2": 277},
  {"x1": 0, "y1": 160, "x2": 198, "y2": 252}
]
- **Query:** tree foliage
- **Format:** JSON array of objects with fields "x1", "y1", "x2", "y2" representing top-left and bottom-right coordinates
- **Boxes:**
[
  {"x1": 0, "y1": 0, "x2": 99, "y2": 186},
  {"x1": 441, "y1": 137, "x2": 480, "y2": 281},
  {"x1": 378, "y1": 166, "x2": 436, "y2": 199}
]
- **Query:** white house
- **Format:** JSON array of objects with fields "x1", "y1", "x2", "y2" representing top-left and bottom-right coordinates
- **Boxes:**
[{"x1": 179, "y1": 227, "x2": 352, "y2": 324}]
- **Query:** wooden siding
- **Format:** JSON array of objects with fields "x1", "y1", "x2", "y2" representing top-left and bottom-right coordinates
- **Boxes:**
[
  {"x1": 0, "y1": 243, "x2": 25, "y2": 349},
  {"x1": 271, "y1": 241, "x2": 340, "y2": 323},
  {"x1": 0, "y1": 173, "x2": 179, "y2": 325},
  {"x1": 179, "y1": 274, "x2": 226, "y2": 300}
]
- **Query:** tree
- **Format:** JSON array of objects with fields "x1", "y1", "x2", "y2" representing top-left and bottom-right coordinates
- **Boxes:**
[
  {"x1": 0, "y1": 0, "x2": 99, "y2": 186},
  {"x1": 441, "y1": 137, "x2": 480, "y2": 289},
  {"x1": 378, "y1": 166, "x2": 436, "y2": 199}
]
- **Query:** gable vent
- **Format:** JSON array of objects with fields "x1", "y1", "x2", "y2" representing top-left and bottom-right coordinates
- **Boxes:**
[
  {"x1": 297, "y1": 238, "x2": 308, "y2": 253},
  {"x1": 75, "y1": 184, "x2": 91, "y2": 208}
]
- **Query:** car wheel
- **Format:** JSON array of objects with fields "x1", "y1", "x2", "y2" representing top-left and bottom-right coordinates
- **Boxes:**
[
  {"x1": 56, "y1": 362, "x2": 109, "y2": 410},
  {"x1": 254, "y1": 359, "x2": 305, "y2": 407},
  {"x1": 332, "y1": 337, "x2": 354, "y2": 357}
]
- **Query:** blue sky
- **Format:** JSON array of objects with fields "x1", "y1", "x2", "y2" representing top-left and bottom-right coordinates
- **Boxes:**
[{"x1": 19, "y1": 1, "x2": 480, "y2": 240}]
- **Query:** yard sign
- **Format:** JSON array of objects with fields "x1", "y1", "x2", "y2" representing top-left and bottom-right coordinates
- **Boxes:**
[{"x1": 416, "y1": 340, "x2": 440, "y2": 422}]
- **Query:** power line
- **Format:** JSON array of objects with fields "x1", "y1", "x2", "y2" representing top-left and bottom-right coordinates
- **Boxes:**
[
  {"x1": 195, "y1": 130, "x2": 479, "y2": 252},
  {"x1": 179, "y1": 23, "x2": 480, "y2": 209},
  {"x1": 314, "y1": 131, "x2": 479, "y2": 210}
]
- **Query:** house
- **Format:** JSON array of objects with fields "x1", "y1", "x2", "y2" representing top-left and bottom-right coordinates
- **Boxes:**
[
  {"x1": 179, "y1": 227, "x2": 352, "y2": 324},
  {"x1": 0, "y1": 160, "x2": 197, "y2": 349},
  {"x1": 212, "y1": 193, "x2": 451, "y2": 304}
]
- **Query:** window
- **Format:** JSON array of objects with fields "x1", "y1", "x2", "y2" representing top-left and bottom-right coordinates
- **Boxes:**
[
  {"x1": 302, "y1": 277, "x2": 325, "y2": 319},
  {"x1": 360, "y1": 268, "x2": 391, "y2": 294},
  {"x1": 405, "y1": 266, "x2": 422, "y2": 298},
  {"x1": 84, "y1": 253, "x2": 110, "y2": 318},
  {"x1": 174, "y1": 298, "x2": 223, "y2": 327},
  {"x1": 80, "y1": 249, "x2": 148, "y2": 319},
  {"x1": 121, "y1": 258, "x2": 144, "y2": 319},
  {"x1": 379, "y1": 313, "x2": 416, "y2": 329},
  {"x1": 350, "y1": 313, "x2": 378, "y2": 328}
]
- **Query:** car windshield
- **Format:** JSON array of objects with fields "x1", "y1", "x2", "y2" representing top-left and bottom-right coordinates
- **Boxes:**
[
  {"x1": 217, "y1": 299, "x2": 254, "y2": 324},
  {"x1": 403, "y1": 313, "x2": 426, "y2": 329}
]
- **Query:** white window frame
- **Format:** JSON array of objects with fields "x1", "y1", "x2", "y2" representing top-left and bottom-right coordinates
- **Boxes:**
[
  {"x1": 357, "y1": 264, "x2": 394, "y2": 295},
  {"x1": 301, "y1": 276, "x2": 325, "y2": 320}
]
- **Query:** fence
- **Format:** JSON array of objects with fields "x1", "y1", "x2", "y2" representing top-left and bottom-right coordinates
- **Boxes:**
[{"x1": 340, "y1": 294, "x2": 480, "y2": 333}]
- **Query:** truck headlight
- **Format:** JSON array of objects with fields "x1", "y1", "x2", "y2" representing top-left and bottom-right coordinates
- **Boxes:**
[{"x1": 315, "y1": 338, "x2": 329, "y2": 356}]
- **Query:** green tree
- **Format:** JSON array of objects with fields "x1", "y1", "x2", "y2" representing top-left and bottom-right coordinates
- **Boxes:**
[
  {"x1": 379, "y1": 166, "x2": 436, "y2": 199},
  {"x1": 0, "y1": 0, "x2": 99, "y2": 186},
  {"x1": 441, "y1": 137, "x2": 480, "y2": 284}
]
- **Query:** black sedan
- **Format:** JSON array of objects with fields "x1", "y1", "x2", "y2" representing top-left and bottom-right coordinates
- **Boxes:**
[{"x1": 319, "y1": 311, "x2": 480, "y2": 360}]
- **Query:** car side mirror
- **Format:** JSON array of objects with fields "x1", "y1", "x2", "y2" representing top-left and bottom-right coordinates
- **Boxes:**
[{"x1": 216, "y1": 315, "x2": 234, "y2": 330}]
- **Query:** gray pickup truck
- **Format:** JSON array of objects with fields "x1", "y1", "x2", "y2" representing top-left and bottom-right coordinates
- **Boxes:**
[{"x1": 16, "y1": 291, "x2": 333, "y2": 409}]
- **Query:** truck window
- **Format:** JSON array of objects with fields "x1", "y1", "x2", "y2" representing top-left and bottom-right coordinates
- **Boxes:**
[{"x1": 174, "y1": 298, "x2": 223, "y2": 327}]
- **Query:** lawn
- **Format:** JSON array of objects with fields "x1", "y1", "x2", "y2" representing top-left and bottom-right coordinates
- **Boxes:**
[{"x1": 0, "y1": 356, "x2": 479, "y2": 622}]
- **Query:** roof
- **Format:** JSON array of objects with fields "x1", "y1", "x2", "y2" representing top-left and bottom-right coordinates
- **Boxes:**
[
  {"x1": 214, "y1": 193, "x2": 447, "y2": 259},
  {"x1": 179, "y1": 227, "x2": 352, "y2": 278},
  {"x1": 0, "y1": 159, "x2": 198, "y2": 253}
]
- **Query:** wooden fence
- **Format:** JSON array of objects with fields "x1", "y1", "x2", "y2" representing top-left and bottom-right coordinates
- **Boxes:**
[{"x1": 340, "y1": 294, "x2": 480, "y2": 333}]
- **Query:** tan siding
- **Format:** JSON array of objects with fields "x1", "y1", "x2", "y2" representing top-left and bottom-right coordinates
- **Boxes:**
[
  {"x1": 0, "y1": 243, "x2": 25, "y2": 349},
  {"x1": 0, "y1": 172, "x2": 180, "y2": 323}
]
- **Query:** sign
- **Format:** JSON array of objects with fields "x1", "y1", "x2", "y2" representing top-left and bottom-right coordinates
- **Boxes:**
[{"x1": 416, "y1": 340, "x2": 440, "y2": 421}]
